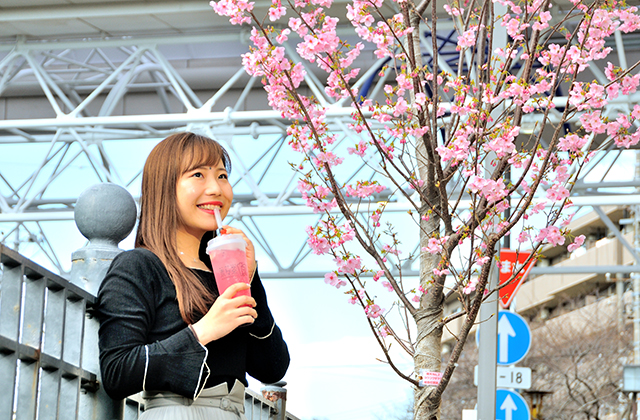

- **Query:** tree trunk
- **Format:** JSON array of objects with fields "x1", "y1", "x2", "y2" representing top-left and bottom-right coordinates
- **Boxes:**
[
  {"x1": 413, "y1": 299, "x2": 443, "y2": 419},
  {"x1": 414, "y1": 137, "x2": 443, "y2": 419}
]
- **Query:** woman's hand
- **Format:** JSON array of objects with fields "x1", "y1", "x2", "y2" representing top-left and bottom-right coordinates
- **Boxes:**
[
  {"x1": 220, "y1": 225, "x2": 257, "y2": 279},
  {"x1": 191, "y1": 282, "x2": 257, "y2": 345}
]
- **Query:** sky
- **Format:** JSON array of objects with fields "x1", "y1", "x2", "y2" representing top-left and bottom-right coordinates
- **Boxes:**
[{"x1": 250, "y1": 278, "x2": 415, "y2": 419}]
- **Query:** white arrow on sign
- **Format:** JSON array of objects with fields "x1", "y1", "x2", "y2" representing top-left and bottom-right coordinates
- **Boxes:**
[
  {"x1": 498, "y1": 314, "x2": 516, "y2": 363},
  {"x1": 500, "y1": 394, "x2": 518, "y2": 420}
]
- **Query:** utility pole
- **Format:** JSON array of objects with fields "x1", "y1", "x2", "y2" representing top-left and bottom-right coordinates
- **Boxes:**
[
  {"x1": 632, "y1": 150, "x2": 640, "y2": 420},
  {"x1": 476, "y1": 3, "x2": 506, "y2": 418},
  {"x1": 477, "y1": 262, "x2": 499, "y2": 420}
]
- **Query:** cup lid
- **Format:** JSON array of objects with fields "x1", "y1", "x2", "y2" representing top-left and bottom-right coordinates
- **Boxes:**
[{"x1": 206, "y1": 233, "x2": 246, "y2": 253}]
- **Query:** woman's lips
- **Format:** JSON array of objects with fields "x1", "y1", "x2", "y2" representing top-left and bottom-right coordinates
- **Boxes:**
[{"x1": 197, "y1": 203, "x2": 222, "y2": 210}]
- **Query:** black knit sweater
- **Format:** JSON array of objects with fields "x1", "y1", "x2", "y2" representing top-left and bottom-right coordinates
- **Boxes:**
[{"x1": 96, "y1": 248, "x2": 290, "y2": 400}]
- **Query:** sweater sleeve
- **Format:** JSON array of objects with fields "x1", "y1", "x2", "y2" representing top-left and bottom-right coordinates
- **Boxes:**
[
  {"x1": 96, "y1": 250, "x2": 208, "y2": 400},
  {"x1": 245, "y1": 270, "x2": 290, "y2": 384}
]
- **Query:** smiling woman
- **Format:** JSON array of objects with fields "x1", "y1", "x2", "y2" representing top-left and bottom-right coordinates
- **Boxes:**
[
  {"x1": 137, "y1": 133, "x2": 235, "y2": 319},
  {"x1": 96, "y1": 132, "x2": 290, "y2": 420}
]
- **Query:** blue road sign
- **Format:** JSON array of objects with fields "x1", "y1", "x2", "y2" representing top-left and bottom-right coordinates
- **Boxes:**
[
  {"x1": 497, "y1": 311, "x2": 531, "y2": 365},
  {"x1": 475, "y1": 311, "x2": 532, "y2": 365},
  {"x1": 496, "y1": 389, "x2": 530, "y2": 420}
]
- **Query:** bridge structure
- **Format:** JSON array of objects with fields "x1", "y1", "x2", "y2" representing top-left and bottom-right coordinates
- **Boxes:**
[{"x1": 1, "y1": 0, "x2": 640, "y2": 278}]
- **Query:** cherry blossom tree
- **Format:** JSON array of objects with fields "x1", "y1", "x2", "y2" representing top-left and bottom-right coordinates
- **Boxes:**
[{"x1": 210, "y1": 0, "x2": 640, "y2": 417}]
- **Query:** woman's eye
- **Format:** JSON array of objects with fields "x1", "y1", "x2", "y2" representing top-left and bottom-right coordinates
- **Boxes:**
[
  {"x1": 192, "y1": 172, "x2": 204, "y2": 178},
  {"x1": 219, "y1": 173, "x2": 228, "y2": 179}
]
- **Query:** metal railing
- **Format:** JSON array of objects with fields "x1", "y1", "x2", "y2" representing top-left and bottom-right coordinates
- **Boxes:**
[
  {"x1": 0, "y1": 242, "x2": 297, "y2": 420},
  {"x1": 246, "y1": 387, "x2": 299, "y2": 420},
  {"x1": 0, "y1": 243, "x2": 118, "y2": 420}
]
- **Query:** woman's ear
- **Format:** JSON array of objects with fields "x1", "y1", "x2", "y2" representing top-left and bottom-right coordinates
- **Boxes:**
[{"x1": 198, "y1": 230, "x2": 215, "y2": 270}]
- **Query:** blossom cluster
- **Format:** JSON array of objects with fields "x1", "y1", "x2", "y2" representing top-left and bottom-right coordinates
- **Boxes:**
[{"x1": 210, "y1": 0, "x2": 640, "y2": 339}]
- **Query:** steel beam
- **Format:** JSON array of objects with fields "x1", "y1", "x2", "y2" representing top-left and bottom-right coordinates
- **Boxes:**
[
  {"x1": 530, "y1": 265, "x2": 640, "y2": 275},
  {"x1": 257, "y1": 265, "x2": 640, "y2": 278},
  {"x1": 0, "y1": 2, "x2": 212, "y2": 22},
  {"x1": 593, "y1": 206, "x2": 640, "y2": 263},
  {"x1": 0, "y1": 109, "x2": 355, "y2": 130},
  {"x1": 5, "y1": 194, "x2": 640, "y2": 222}
]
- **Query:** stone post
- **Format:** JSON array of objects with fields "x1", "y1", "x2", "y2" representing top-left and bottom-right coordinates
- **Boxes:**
[
  {"x1": 261, "y1": 381, "x2": 288, "y2": 420},
  {"x1": 70, "y1": 183, "x2": 137, "y2": 295},
  {"x1": 71, "y1": 183, "x2": 137, "y2": 420}
]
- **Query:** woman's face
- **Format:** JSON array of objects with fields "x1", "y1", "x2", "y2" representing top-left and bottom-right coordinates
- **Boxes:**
[{"x1": 175, "y1": 158, "x2": 233, "y2": 240}]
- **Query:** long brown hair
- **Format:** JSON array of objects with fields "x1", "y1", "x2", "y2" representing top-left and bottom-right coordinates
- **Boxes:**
[{"x1": 136, "y1": 132, "x2": 231, "y2": 324}]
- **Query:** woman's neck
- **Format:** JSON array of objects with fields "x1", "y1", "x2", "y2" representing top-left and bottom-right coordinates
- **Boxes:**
[{"x1": 176, "y1": 230, "x2": 210, "y2": 271}]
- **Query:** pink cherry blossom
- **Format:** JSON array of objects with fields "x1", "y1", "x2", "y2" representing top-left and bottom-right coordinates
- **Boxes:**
[
  {"x1": 408, "y1": 179, "x2": 425, "y2": 190},
  {"x1": 378, "y1": 325, "x2": 391, "y2": 338},
  {"x1": 365, "y1": 304, "x2": 384, "y2": 318},
  {"x1": 468, "y1": 176, "x2": 508, "y2": 203},
  {"x1": 382, "y1": 281, "x2": 394, "y2": 292},
  {"x1": 535, "y1": 226, "x2": 565, "y2": 246},
  {"x1": 546, "y1": 184, "x2": 570, "y2": 202},
  {"x1": 476, "y1": 256, "x2": 490, "y2": 266},
  {"x1": 396, "y1": 73, "x2": 413, "y2": 95},
  {"x1": 210, "y1": 0, "x2": 253, "y2": 25},
  {"x1": 312, "y1": 151, "x2": 344, "y2": 169},
  {"x1": 345, "y1": 181, "x2": 386, "y2": 198},
  {"x1": 518, "y1": 231, "x2": 531, "y2": 243},
  {"x1": 567, "y1": 235, "x2": 586, "y2": 252},
  {"x1": 324, "y1": 272, "x2": 346, "y2": 288},
  {"x1": 433, "y1": 268, "x2": 451, "y2": 276},
  {"x1": 268, "y1": 5, "x2": 286, "y2": 21},
  {"x1": 532, "y1": 11, "x2": 552, "y2": 31},
  {"x1": 580, "y1": 111, "x2": 607, "y2": 134},
  {"x1": 382, "y1": 244, "x2": 402, "y2": 256},
  {"x1": 421, "y1": 236, "x2": 449, "y2": 255},
  {"x1": 558, "y1": 134, "x2": 588, "y2": 153},
  {"x1": 483, "y1": 124, "x2": 519, "y2": 158},
  {"x1": 457, "y1": 25, "x2": 479, "y2": 49},
  {"x1": 334, "y1": 256, "x2": 363, "y2": 275},
  {"x1": 462, "y1": 278, "x2": 478, "y2": 294},
  {"x1": 349, "y1": 289, "x2": 367, "y2": 305},
  {"x1": 444, "y1": 4, "x2": 463, "y2": 16},
  {"x1": 306, "y1": 227, "x2": 331, "y2": 254}
]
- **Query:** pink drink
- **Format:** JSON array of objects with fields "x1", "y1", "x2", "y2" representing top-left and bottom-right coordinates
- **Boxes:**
[
  {"x1": 210, "y1": 249, "x2": 250, "y2": 297},
  {"x1": 206, "y1": 234, "x2": 251, "y2": 298}
]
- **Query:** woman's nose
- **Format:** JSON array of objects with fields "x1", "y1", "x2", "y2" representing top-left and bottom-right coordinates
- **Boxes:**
[{"x1": 205, "y1": 177, "x2": 222, "y2": 195}]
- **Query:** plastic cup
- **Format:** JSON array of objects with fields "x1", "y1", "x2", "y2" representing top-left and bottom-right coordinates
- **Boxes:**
[{"x1": 206, "y1": 233, "x2": 251, "y2": 298}]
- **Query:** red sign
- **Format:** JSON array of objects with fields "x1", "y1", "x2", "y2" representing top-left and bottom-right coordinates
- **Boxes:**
[{"x1": 498, "y1": 249, "x2": 536, "y2": 309}]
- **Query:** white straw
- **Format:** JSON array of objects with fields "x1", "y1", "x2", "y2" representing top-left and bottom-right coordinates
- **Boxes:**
[{"x1": 213, "y1": 207, "x2": 223, "y2": 232}]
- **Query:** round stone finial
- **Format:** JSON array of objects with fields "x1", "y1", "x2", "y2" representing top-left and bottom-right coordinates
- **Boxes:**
[{"x1": 74, "y1": 183, "x2": 137, "y2": 248}]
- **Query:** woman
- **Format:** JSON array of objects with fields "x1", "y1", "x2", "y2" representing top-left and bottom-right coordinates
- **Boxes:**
[{"x1": 97, "y1": 132, "x2": 290, "y2": 420}]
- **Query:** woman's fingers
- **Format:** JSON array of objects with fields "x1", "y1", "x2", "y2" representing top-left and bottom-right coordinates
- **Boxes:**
[
  {"x1": 191, "y1": 283, "x2": 257, "y2": 344},
  {"x1": 223, "y1": 282, "x2": 252, "y2": 298}
]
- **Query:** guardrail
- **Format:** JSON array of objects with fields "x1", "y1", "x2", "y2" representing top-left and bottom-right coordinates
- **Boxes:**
[{"x1": 0, "y1": 243, "x2": 118, "y2": 420}]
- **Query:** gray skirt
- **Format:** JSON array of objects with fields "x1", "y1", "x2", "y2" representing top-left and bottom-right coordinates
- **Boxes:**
[{"x1": 139, "y1": 380, "x2": 247, "y2": 420}]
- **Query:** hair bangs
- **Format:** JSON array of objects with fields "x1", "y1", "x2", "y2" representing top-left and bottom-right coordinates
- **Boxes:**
[{"x1": 180, "y1": 135, "x2": 231, "y2": 175}]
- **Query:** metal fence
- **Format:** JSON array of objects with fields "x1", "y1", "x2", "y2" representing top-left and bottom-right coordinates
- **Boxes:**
[{"x1": 0, "y1": 244, "x2": 297, "y2": 420}]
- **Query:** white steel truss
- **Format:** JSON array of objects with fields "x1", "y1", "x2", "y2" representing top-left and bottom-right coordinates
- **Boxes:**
[{"x1": 1, "y1": 25, "x2": 640, "y2": 277}]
